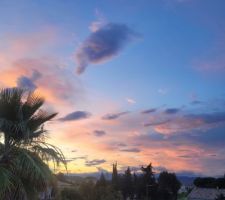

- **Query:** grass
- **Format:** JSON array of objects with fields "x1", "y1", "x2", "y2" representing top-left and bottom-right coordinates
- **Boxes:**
[{"x1": 178, "y1": 193, "x2": 188, "y2": 200}]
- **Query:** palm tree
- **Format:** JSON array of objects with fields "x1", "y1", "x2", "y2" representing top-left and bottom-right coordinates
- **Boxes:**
[{"x1": 0, "y1": 88, "x2": 66, "y2": 199}]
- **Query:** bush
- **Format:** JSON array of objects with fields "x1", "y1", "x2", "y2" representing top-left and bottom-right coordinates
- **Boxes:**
[{"x1": 61, "y1": 188, "x2": 82, "y2": 200}]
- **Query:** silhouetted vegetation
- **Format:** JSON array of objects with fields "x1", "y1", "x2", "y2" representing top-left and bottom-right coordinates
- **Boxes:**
[
  {"x1": 194, "y1": 177, "x2": 225, "y2": 188},
  {"x1": 58, "y1": 163, "x2": 181, "y2": 200},
  {"x1": 158, "y1": 171, "x2": 181, "y2": 200},
  {"x1": 0, "y1": 88, "x2": 66, "y2": 199},
  {"x1": 61, "y1": 188, "x2": 82, "y2": 200}
]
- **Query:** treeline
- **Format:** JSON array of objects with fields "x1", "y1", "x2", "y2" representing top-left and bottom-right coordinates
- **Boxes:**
[
  {"x1": 60, "y1": 163, "x2": 181, "y2": 200},
  {"x1": 194, "y1": 176, "x2": 225, "y2": 189}
]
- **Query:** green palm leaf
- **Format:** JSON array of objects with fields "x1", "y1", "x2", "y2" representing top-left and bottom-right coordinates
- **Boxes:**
[{"x1": 0, "y1": 87, "x2": 66, "y2": 199}]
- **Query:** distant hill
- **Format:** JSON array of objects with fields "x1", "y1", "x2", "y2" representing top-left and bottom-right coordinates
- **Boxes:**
[
  {"x1": 64, "y1": 173, "x2": 196, "y2": 186},
  {"x1": 65, "y1": 174, "x2": 98, "y2": 184},
  {"x1": 65, "y1": 172, "x2": 112, "y2": 180},
  {"x1": 177, "y1": 176, "x2": 195, "y2": 186}
]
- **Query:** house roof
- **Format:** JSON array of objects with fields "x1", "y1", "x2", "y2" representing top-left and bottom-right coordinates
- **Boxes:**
[
  {"x1": 58, "y1": 181, "x2": 73, "y2": 188},
  {"x1": 188, "y1": 187, "x2": 225, "y2": 200}
]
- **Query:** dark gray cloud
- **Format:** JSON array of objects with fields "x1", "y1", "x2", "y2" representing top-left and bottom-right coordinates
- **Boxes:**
[
  {"x1": 187, "y1": 112, "x2": 225, "y2": 124},
  {"x1": 72, "y1": 156, "x2": 87, "y2": 160},
  {"x1": 120, "y1": 148, "x2": 141, "y2": 153},
  {"x1": 144, "y1": 120, "x2": 170, "y2": 127},
  {"x1": 93, "y1": 130, "x2": 106, "y2": 137},
  {"x1": 184, "y1": 112, "x2": 225, "y2": 126},
  {"x1": 85, "y1": 159, "x2": 106, "y2": 166},
  {"x1": 102, "y1": 111, "x2": 129, "y2": 120},
  {"x1": 59, "y1": 111, "x2": 91, "y2": 121},
  {"x1": 17, "y1": 76, "x2": 37, "y2": 91},
  {"x1": 75, "y1": 22, "x2": 138, "y2": 74},
  {"x1": 178, "y1": 155, "x2": 193, "y2": 159},
  {"x1": 141, "y1": 108, "x2": 157, "y2": 114},
  {"x1": 117, "y1": 143, "x2": 127, "y2": 147},
  {"x1": 65, "y1": 159, "x2": 75, "y2": 163},
  {"x1": 164, "y1": 108, "x2": 180, "y2": 114},
  {"x1": 17, "y1": 70, "x2": 42, "y2": 91}
]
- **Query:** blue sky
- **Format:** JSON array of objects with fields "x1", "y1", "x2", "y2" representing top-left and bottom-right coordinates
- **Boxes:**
[{"x1": 0, "y1": 0, "x2": 225, "y2": 176}]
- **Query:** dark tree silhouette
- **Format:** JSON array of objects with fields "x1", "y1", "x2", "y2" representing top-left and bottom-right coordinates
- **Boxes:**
[
  {"x1": 194, "y1": 177, "x2": 225, "y2": 188},
  {"x1": 158, "y1": 171, "x2": 181, "y2": 200},
  {"x1": 141, "y1": 163, "x2": 157, "y2": 199},
  {"x1": 61, "y1": 188, "x2": 82, "y2": 200},
  {"x1": 96, "y1": 172, "x2": 107, "y2": 188},
  {"x1": 121, "y1": 167, "x2": 134, "y2": 199},
  {"x1": 112, "y1": 162, "x2": 119, "y2": 190}
]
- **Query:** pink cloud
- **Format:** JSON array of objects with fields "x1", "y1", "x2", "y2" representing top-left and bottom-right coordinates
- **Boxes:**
[{"x1": 0, "y1": 29, "x2": 85, "y2": 106}]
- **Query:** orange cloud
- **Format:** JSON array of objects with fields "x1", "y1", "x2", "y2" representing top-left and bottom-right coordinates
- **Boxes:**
[{"x1": 0, "y1": 28, "x2": 84, "y2": 106}]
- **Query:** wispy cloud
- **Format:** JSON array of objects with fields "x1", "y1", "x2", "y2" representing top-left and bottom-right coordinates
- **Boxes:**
[
  {"x1": 190, "y1": 100, "x2": 204, "y2": 105},
  {"x1": 126, "y1": 98, "x2": 136, "y2": 104},
  {"x1": 144, "y1": 119, "x2": 170, "y2": 127},
  {"x1": 196, "y1": 56, "x2": 225, "y2": 74},
  {"x1": 102, "y1": 111, "x2": 129, "y2": 120},
  {"x1": 0, "y1": 29, "x2": 85, "y2": 106},
  {"x1": 85, "y1": 159, "x2": 106, "y2": 166},
  {"x1": 75, "y1": 22, "x2": 138, "y2": 74},
  {"x1": 72, "y1": 156, "x2": 87, "y2": 160},
  {"x1": 164, "y1": 108, "x2": 180, "y2": 114},
  {"x1": 141, "y1": 108, "x2": 157, "y2": 114},
  {"x1": 154, "y1": 111, "x2": 225, "y2": 135},
  {"x1": 93, "y1": 130, "x2": 106, "y2": 137},
  {"x1": 59, "y1": 111, "x2": 91, "y2": 121},
  {"x1": 120, "y1": 148, "x2": 141, "y2": 153},
  {"x1": 158, "y1": 88, "x2": 168, "y2": 95}
]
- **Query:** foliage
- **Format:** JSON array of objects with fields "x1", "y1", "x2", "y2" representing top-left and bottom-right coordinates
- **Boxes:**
[
  {"x1": 0, "y1": 88, "x2": 66, "y2": 199},
  {"x1": 121, "y1": 167, "x2": 134, "y2": 199},
  {"x1": 112, "y1": 162, "x2": 119, "y2": 190},
  {"x1": 61, "y1": 188, "x2": 82, "y2": 200},
  {"x1": 158, "y1": 171, "x2": 181, "y2": 200},
  {"x1": 194, "y1": 177, "x2": 225, "y2": 189},
  {"x1": 59, "y1": 163, "x2": 182, "y2": 200}
]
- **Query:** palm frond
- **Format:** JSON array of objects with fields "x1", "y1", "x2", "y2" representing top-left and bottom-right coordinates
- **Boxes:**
[
  {"x1": 0, "y1": 165, "x2": 27, "y2": 200},
  {"x1": 27, "y1": 110, "x2": 57, "y2": 137},
  {"x1": 22, "y1": 92, "x2": 45, "y2": 121},
  {"x1": 0, "y1": 119, "x2": 28, "y2": 140},
  {"x1": 31, "y1": 141, "x2": 67, "y2": 169},
  {"x1": 12, "y1": 148, "x2": 52, "y2": 191},
  {"x1": 0, "y1": 87, "x2": 65, "y2": 199},
  {"x1": 0, "y1": 88, "x2": 23, "y2": 121}
]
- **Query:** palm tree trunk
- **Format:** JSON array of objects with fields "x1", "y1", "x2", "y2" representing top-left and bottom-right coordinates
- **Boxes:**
[{"x1": 4, "y1": 133, "x2": 10, "y2": 151}]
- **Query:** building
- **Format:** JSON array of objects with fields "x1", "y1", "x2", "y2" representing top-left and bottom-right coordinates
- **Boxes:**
[
  {"x1": 39, "y1": 187, "x2": 53, "y2": 200},
  {"x1": 57, "y1": 180, "x2": 74, "y2": 189},
  {"x1": 188, "y1": 187, "x2": 225, "y2": 200}
]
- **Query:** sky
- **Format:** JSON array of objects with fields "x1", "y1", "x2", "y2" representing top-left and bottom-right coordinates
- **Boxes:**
[{"x1": 0, "y1": 0, "x2": 225, "y2": 176}]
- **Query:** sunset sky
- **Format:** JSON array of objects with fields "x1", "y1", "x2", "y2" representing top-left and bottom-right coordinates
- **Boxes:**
[{"x1": 0, "y1": 0, "x2": 225, "y2": 176}]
